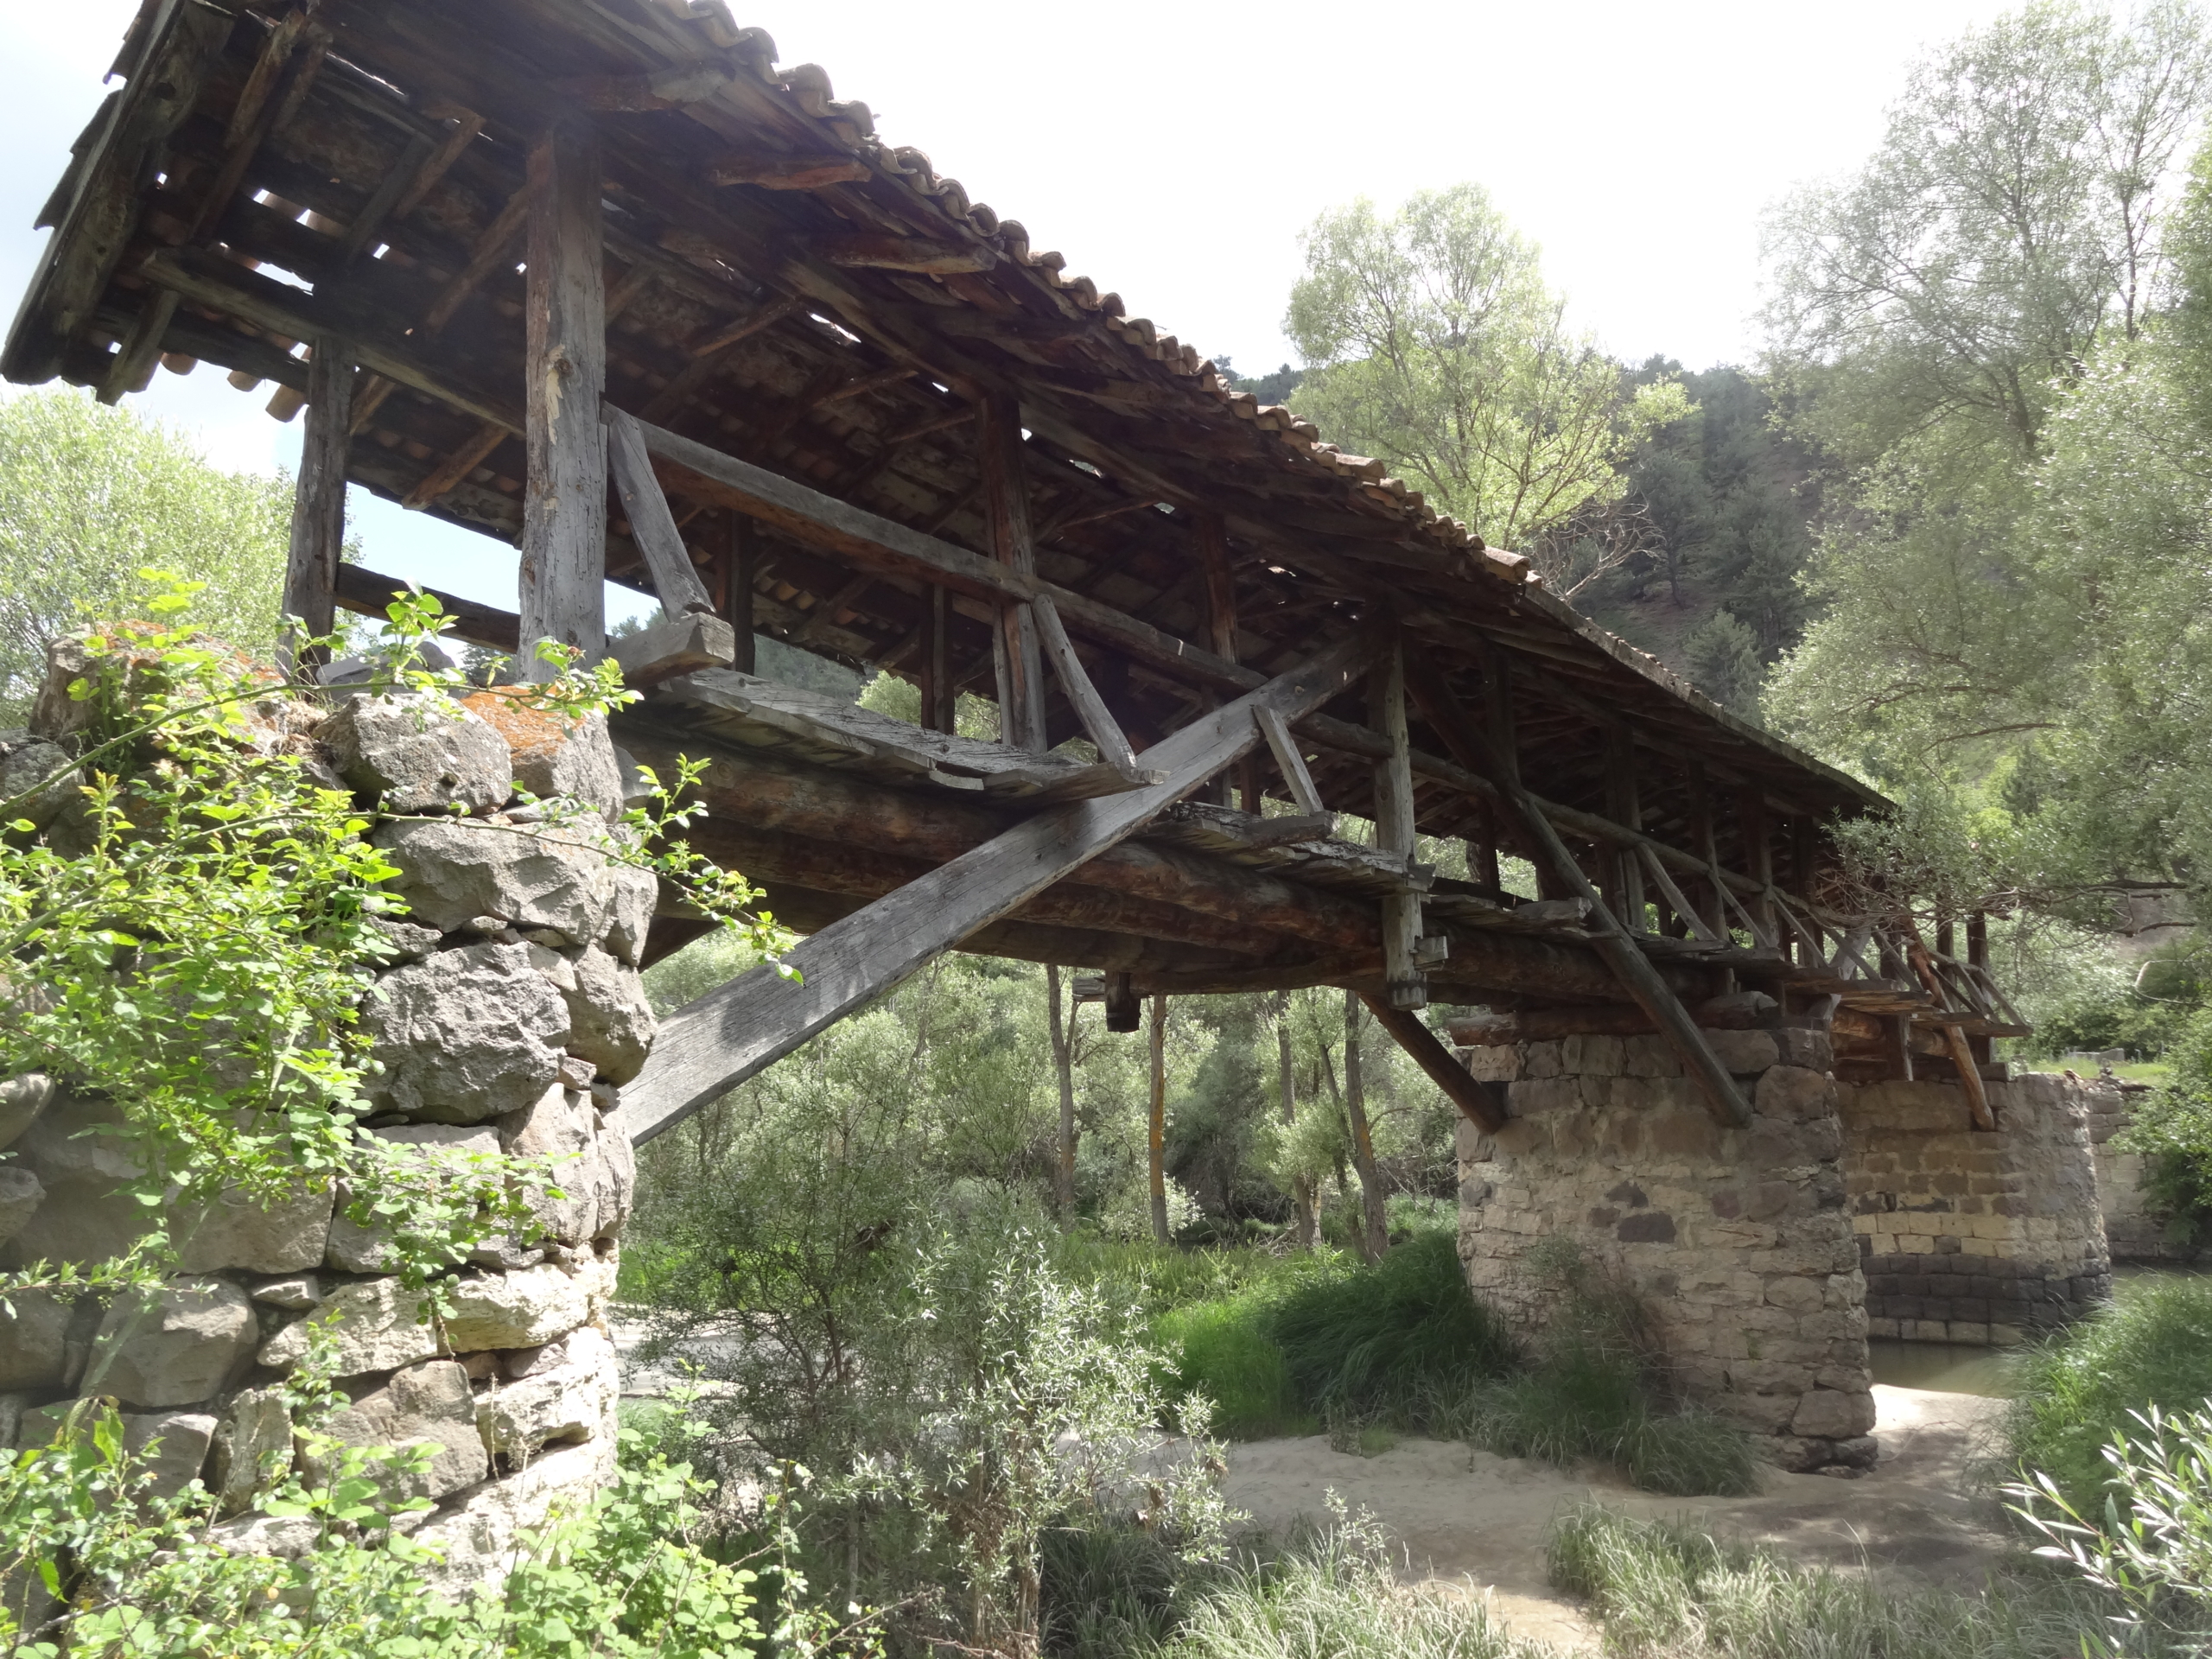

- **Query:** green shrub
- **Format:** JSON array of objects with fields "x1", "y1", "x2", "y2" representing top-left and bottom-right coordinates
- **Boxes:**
[
  {"x1": 1548, "y1": 1503, "x2": 2138, "y2": 1658},
  {"x1": 1267, "y1": 1230, "x2": 1519, "y2": 1427},
  {"x1": 2004, "y1": 1275, "x2": 2212, "y2": 1517}
]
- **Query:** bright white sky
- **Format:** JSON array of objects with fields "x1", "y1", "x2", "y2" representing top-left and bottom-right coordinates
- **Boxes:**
[{"x1": 0, "y1": 0, "x2": 2020, "y2": 610}]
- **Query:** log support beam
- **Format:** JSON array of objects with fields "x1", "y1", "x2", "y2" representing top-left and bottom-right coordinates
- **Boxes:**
[
  {"x1": 978, "y1": 393, "x2": 1049, "y2": 751},
  {"x1": 282, "y1": 334, "x2": 352, "y2": 668},
  {"x1": 1371, "y1": 639, "x2": 1426, "y2": 1010},
  {"x1": 518, "y1": 116, "x2": 607, "y2": 677}
]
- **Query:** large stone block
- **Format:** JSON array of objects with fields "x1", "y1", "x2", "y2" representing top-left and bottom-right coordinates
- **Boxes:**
[
  {"x1": 365, "y1": 942, "x2": 570, "y2": 1123},
  {"x1": 21, "y1": 1405, "x2": 217, "y2": 1500},
  {"x1": 1789, "y1": 1387, "x2": 1877, "y2": 1440},
  {"x1": 595, "y1": 861, "x2": 658, "y2": 968},
  {"x1": 322, "y1": 690, "x2": 512, "y2": 814},
  {"x1": 210, "y1": 1386, "x2": 292, "y2": 1515},
  {"x1": 442, "y1": 1263, "x2": 593, "y2": 1351},
  {"x1": 376, "y1": 818, "x2": 610, "y2": 943},
  {"x1": 475, "y1": 1326, "x2": 619, "y2": 1457},
  {"x1": 499, "y1": 1085, "x2": 599, "y2": 1245},
  {"x1": 411, "y1": 1436, "x2": 617, "y2": 1600},
  {"x1": 259, "y1": 1276, "x2": 442, "y2": 1378},
  {"x1": 0, "y1": 1166, "x2": 42, "y2": 1246},
  {"x1": 558, "y1": 948, "x2": 656, "y2": 1085},
  {"x1": 0, "y1": 1290, "x2": 78, "y2": 1390},
  {"x1": 0, "y1": 1071, "x2": 52, "y2": 1151},
  {"x1": 327, "y1": 1126, "x2": 502, "y2": 1273},
  {"x1": 1702, "y1": 1028, "x2": 1779, "y2": 1076},
  {"x1": 91, "y1": 1283, "x2": 257, "y2": 1408},
  {"x1": 461, "y1": 695, "x2": 624, "y2": 823},
  {"x1": 1757, "y1": 1066, "x2": 1838, "y2": 1122},
  {"x1": 315, "y1": 1360, "x2": 488, "y2": 1502}
]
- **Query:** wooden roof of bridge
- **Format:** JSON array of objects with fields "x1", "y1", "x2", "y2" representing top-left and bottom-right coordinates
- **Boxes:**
[{"x1": 7, "y1": 0, "x2": 1885, "y2": 878}]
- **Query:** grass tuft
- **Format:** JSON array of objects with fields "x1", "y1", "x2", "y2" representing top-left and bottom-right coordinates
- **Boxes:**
[
  {"x1": 2002, "y1": 1274, "x2": 2212, "y2": 1516},
  {"x1": 1547, "y1": 1504, "x2": 2155, "y2": 1657}
]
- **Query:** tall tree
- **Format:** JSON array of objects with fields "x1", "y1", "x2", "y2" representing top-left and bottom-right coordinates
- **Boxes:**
[
  {"x1": 1271, "y1": 990, "x2": 1317, "y2": 1249},
  {"x1": 0, "y1": 391, "x2": 298, "y2": 720},
  {"x1": 1340, "y1": 991, "x2": 1390, "y2": 1262},
  {"x1": 1283, "y1": 185, "x2": 1688, "y2": 584},
  {"x1": 1045, "y1": 963, "x2": 1077, "y2": 1227},
  {"x1": 1147, "y1": 994, "x2": 1170, "y2": 1245}
]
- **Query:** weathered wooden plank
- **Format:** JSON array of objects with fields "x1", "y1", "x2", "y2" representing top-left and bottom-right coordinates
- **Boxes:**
[
  {"x1": 1402, "y1": 655, "x2": 1751, "y2": 1127},
  {"x1": 620, "y1": 632, "x2": 1382, "y2": 1143},
  {"x1": 1031, "y1": 594, "x2": 1140, "y2": 775},
  {"x1": 1361, "y1": 995, "x2": 1505, "y2": 1132},
  {"x1": 977, "y1": 394, "x2": 1049, "y2": 751},
  {"x1": 334, "y1": 564, "x2": 518, "y2": 651},
  {"x1": 98, "y1": 289, "x2": 181, "y2": 404},
  {"x1": 1254, "y1": 705, "x2": 1327, "y2": 817},
  {"x1": 605, "y1": 406, "x2": 715, "y2": 615},
  {"x1": 610, "y1": 611, "x2": 735, "y2": 686},
  {"x1": 726, "y1": 513, "x2": 758, "y2": 674},
  {"x1": 705, "y1": 152, "x2": 872, "y2": 189},
  {"x1": 518, "y1": 117, "x2": 607, "y2": 677},
  {"x1": 282, "y1": 337, "x2": 353, "y2": 664}
]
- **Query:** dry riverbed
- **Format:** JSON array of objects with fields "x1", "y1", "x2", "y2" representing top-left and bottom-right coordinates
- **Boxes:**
[{"x1": 1223, "y1": 1385, "x2": 2013, "y2": 1649}]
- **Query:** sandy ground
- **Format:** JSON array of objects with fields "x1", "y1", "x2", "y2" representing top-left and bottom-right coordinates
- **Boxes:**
[{"x1": 1222, "y1": 1385, "x2": 2014, "y2": 1650}]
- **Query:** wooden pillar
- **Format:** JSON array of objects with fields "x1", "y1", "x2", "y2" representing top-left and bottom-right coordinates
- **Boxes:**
[
  {"x1": 724, "y1": 512, "x2": 755, "y2": 674},
  {"x1": 1371, "y1": 639, "x2": 1426, "y2": 1010},
  {"x1": 1688, "y1": 768, "x2": 1725, "y2": 938},
  {"x1": 919, "y1": 583, "x2": 954, "y2": 733},
  {"x1": 1148, "y1": 993, "x2": 1170, "y2": 1245},
  {"x1": 282, "y1": 335, "x2": 353, "y2": 668},
  {"x1": 1104, "y1": 970, "x2": 1140, "y2": 1033},
  {"x1": 976, "y1": 393, "x2": 1048, "y2": 752},
  {"x1": 1605, "y1": 727, "x2": 1647, "y2": 931},
  {"x1": 1738, "y1": 789, "x2": 1775, "y2": 944},
  {"x1": 1467, "y1": 801, "x2": 1503, "y2": 895},
  {"x1": 518, "y1": 116, "x2": 607, "y2": 680},
  {"x1": 1197, "y1": 511, "x2": 1260, "y2": 809},
  {"x1": 1967, "y1": 910, "x2": 1993, "y2": 1065}
]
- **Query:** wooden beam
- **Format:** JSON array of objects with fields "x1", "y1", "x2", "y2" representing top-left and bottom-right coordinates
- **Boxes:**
[
  {"x1": 404, "y1": 423, "x2": 507, "y2": 511},
  {"x1": 1402, "y1": 655, "x2": 1751, "y2": 1127},
  {"x1": 726, "y1": 512, "x2": 757, "y2": 673},
  {"x1": 816, "y1": 233, "x2": 995, "y2": 274},
  {"x1": 334, "y1": 565, "x2": 518, "y2": 652},
  {"x1": 282, "y1": 336, "x2": 352, "y2": 666},
  {"x1": 1370, "y1": 639, "x2": 1426, "y2": 1010},
  {"x1": 605, "y1": 406, "x2": 714, "y2": 615},
  {"x1": 1605, "y1": 727, "x2": 1648, "y2": 930},
  {"x1": 98, "y1": 289, "x2": 180, "y2": 405},
  {"x1": 689, "y1": 295, "x2": 807, "y2": 358},
  {"x1": 1446, "y1": 993, "x2": 1779, "y2": 1045},
  {"x1": 1032, "y1": 594, "x2": 1144, "y2": 776},
  {"x1": 706, "y1": 153, "x2": 871, "y2": 190},
  {"x1": 1105, "y1": 971, "x2": 1140, "y2": 1033},
  {"x1": 1255, "y1": 706, "x2": 1327, "y2": 817},
  {"x1": 518, "y1": 117, "x2": 607, "y2": 677},
  {"x1": 1361, "y1": 995, "x2": 1505, "y2": 1132},
  {"x1": 921, "y1": 582, "x2": 951, "y2": 732},
  {"x1": 976, "y1": 394, "x2": 1049, "y2": 751},
  {"x1": 619, "y1": 632, "x2": 1382, "y2": 1143}
]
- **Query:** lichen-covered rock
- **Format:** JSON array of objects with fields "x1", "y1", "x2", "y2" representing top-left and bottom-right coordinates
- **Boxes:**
[
  {"x1": 0, "y1": 1290, "x2": 77, "y2": 1390},
  {"x1": 594, "y1": 861, "x2": 658, "y2": 968},
  {"x1": 365, "y1": 942, "x2": 569, "y2": 1124},
  {"x1": 321, "y1": 690, "x2": 512, "y2": 814},
  {"x1": 474, "y1": 1326, "x2": 618, "y2": 1457},
  {"x1": 0, "y1": 1072, "x2": 51, "y2": 1152},
  {"x1": 0, "y1": 1166, "x2": 42, "y2": 1245},
  {"x1": 210, "y1": 1386, "x2": 293, "y2": 1515},
  {"x1": 557, "y1": 948, "x2": 656, "y2": 1085},
  {"x1": 375, "y1": 818, "x2": 610, "y2": 942},
  {"x1": 461, "y1": 694, "x2": 624, "y2": 822},
  {"x1": 313, "y1": 1360, "x2": 487, "y2": 1502},
  {"x1": 258, "y1": 1276, "x2": 441, "y2": 1378},
  {"x1": 442, "y1": 1263, "x2": 592, "y2": 1351},
  {"x1": 92, "y1": 1283, "x2": 257, "y2": 1408}
]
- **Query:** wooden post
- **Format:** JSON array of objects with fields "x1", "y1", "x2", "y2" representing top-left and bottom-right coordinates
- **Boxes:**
[
  {"x1": 1148, "y1": 993, "x2": 1170, "y2": 1244},
  {"x1": 282, "y1": 335, "x2": 353, "y2": 668},
  {"x1": 1605, "y1": 727, "x2": 1647, "y2": 931},
  {"x1": 518, "y1": 117, "x2": 607, "y2": 680},
  {"x1": 725, "y1": 513, "x2": 756, "y2": 674},
  {"x1": 1738, "y1": 789, "x2": 1776, "y2": 946},
  {"x1": 1105, "y1": 970, "x2": 1140, "y2": 1033},
  {"x1": 1046, "y1": 963, "x2": 1077, "y2": 1226},
  {"x1": 1198, "y1": 511, "x2": 1256, "y2": 808},
  {"x1": 1466, "y1": 801, "x2": 1503, "y2": 896},
  {"x1": 1371, "y1": 639, "x2": 1426, "y2": 1010},
  {"x1": 976, "y1": 393, "x2": 1048, "y2": 751},
  {"x1": 1967, "y1": 910, "x2": 1993, "y2": 1065}
]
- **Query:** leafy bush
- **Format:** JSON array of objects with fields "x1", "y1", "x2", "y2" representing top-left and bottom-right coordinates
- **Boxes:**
[
  {"x1": 1267, "y1": 1230, "x2": 1518, "y2": 1429},
  {"x1": 1548, "y1": 1504, "x2": 2134, "y2": 1658},
  {"x1": 2010, "y1": 1401, "x2": 2212, "y2": 1657},
  {"x1": 2003, "y1": 1275, "x2": 2212, "y2": 1519},
  {"x1": 2115, "y1": 1009, "x2": 2212, "y2": 1242}
]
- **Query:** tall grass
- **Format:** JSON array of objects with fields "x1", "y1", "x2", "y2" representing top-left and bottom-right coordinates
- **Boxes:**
[
  {"x1": 1155, "y1": 1510, "x2": 1544, "y2": 1659},
  {"x1": 2003, "y1": 1274, "x2": 2212, "y2": 1515},
  {"x1": 1268, "y1": 1230, "x2": 1519, "y2": 1428},
  {"x1": 1547, "y1": 1504, "x2": 2153, "y2": 1658},
  {"x1": 1154, "y1": 1293, "x2": 1315, "y2": 1440}
]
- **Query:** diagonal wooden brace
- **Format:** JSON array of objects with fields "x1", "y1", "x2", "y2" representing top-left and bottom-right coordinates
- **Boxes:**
[
  {"x1": 621, "y1": 631, "x2": 1384, "y2": 1144},
  {"x1": 1360, "y1": 995, "x2": 1506, "y2": 1132},
  {"x1": 1402, "y1": 657, "x2": 1751, "y2": 1128},
  {"x1": 605, "y1": 404, "x2": 717, "y2": 617}
]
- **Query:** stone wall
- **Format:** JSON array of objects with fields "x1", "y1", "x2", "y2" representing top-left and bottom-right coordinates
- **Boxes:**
[
  {"x1": 0, "y1": 671, "x2": 657, "y2": 1594},
  {"x1": 1840, "y1": 1073, "x2": 2111, "y2": 1345},
  {"x1": 2080, "y1": 1076, "x2": 2212, "y2": 1265},
  {"x1": 1456, "y1": 1023, "x2": 1875, "y2": 1473}
]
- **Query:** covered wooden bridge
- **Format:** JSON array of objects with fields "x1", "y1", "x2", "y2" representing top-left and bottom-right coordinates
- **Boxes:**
[{"x1": 3, "y1": 0, "x2": 2023, "y2": 1147}]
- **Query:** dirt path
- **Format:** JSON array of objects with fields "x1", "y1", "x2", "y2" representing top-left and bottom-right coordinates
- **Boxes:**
[{"x1": 1222, "y1": 1386, "x2": 2015, "y2": 1650}]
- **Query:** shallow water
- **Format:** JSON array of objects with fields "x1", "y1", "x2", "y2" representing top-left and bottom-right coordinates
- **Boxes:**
[{"x1": 1867, "y1": 1337, "x2": 2016, "y2": 1396}]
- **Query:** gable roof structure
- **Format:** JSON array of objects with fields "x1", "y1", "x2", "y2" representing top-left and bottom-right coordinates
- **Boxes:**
[{"x1": 7, "y1": 0, "x2": 2018, "y2": 1134}]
